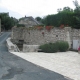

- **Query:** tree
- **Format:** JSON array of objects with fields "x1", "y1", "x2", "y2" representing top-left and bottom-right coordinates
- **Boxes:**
[
  {"x1": 73, "y1": 0, "x2": 80, "y2": 29},
  {"x1": 57, "y1": 8, "x2": 62, "y2": 13},
  {"x1": 35, "y1": 17, "x2": 42, "y2": 22},
  {"x1": 73, "y1": 0, "x2": 79, "y2": 8},
  {"x1": 41, "y1": 7, "x2": 74, "y2": 27},
  {"x1": 63, "y1": 7, "x2": 74, "y2": 12},
  {"x1": 0, "y1": 12, "x2": 18, "y2": 30}
]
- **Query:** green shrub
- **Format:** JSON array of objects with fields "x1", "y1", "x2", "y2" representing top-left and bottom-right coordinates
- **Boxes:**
[
  {"x1": 39, "y1": 41, "x2": 69, "y2": 53},
  {"x1": 56, "y1": 41, "x2": 69, "y2": 52},
  {"x1": 39, "y1": 43, "x2": 58, "y2": 53}
]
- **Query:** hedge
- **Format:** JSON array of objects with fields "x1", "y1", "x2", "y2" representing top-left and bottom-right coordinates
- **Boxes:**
[{"x1": 39, "y1": 41, "x2": 69, "y2": 53}]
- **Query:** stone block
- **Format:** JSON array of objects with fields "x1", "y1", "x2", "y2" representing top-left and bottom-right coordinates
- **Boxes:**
[{"x1": 23, "y1": 44, "x2": 39, "y2": 52}]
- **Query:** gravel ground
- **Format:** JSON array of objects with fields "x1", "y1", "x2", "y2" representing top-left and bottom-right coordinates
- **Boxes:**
[{"x1": 11, "y1": 51, "x2": 80, "y2": 80}]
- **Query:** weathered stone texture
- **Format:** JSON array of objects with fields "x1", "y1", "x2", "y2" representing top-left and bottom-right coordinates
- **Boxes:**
[
  {"x1": 11, "y1": 27, "x2": 80, "y2": 48},
  {"x1": 72, "y1": 29, "x2": 80, "y2": 39},
  {"x1": 11, "y1": 27, "x2": 73, "y2": 46},
  {"x1": 23, "y1": 44, "x2": 39, "y2": 52}
]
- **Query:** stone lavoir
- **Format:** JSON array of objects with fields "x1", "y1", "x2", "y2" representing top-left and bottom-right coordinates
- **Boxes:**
[{"x1": 11, "y1": 27, "x2": 80, "y2": 52}]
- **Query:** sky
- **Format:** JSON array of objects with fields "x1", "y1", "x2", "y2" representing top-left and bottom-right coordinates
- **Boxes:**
[{"x1": 0, "y1": 0, "x2": 80, "y2": 19}]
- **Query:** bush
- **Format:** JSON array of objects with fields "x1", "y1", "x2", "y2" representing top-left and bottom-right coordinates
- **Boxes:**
[
  {"x1": 39, "y1": 43, "x2": 58, "y2": 53},
  {"x1": 57, "y1": 41, "x2": 69, "y2": 52},
  {"x1": 39, "y1": 41, "x2": 69, "y2": 53}
]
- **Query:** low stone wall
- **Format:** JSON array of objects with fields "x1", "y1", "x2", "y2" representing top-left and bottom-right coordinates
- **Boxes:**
[
  {"x1": 23, "y1": 44, "x2": 39, "y2": 52},
  {"x1": 6, "y1": 38, "x2": 20, "y2": 52},
  {"x1": 11, "y1": 27, "x2": 69, "y2": 44}
]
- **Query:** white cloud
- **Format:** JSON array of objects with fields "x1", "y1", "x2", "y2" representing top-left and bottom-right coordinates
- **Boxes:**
[{"x1": 0, "y1": 0, "x2": 80, "y2": 18}]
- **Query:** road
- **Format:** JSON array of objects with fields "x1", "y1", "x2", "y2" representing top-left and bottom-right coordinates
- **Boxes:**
[{"x1": 0, "y1": 32, "x2": 70, "y2": 80}]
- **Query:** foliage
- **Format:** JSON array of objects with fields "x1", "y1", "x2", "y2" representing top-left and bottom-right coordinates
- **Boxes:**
[
  {"x1": 56, "y1": 41, "x2": 69, "y2": 52},
  {"x1": 73, "y1": 0, "x2": 80, "y2": 29},
  {"x1": 35, "y1": 17, "x2": 42, "y2": 22},
  {"x1": 0, "y1": 13, "x2": 18, "y2": 30},
  {"x1": 39, "y1": 41, "x2": 69, "y2": 53},
  {"x1": 41, "y1": 8, "x2": 75, "y2": 27},
  {"x1": 17, "y1": 24, "x2": 25, "y2": 27},
  {"x1": 40, "y1": 3, "x2": 80, "y2": 29},
  {"x1": 1, "y1": 1, "x2": 80, "y2": 30},
  {"x1": 39, "y1": 43, "x2": 58, "y2": 53},
  {"x1": 19, "y1": 17, "x2": 25, "y2": 21}
]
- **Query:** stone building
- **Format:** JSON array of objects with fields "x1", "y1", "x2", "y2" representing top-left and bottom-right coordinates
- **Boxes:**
[
  {"x1": 18, "y1": 16, "x2": 41, "y2": 27},
  {"x1": 11, "y1": 27, "x2": 80, "y2": 51}
]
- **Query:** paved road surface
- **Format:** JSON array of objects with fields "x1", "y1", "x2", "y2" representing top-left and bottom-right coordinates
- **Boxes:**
[{"x1": 0, "y1": 32, "x2": 70, "y2": 80}]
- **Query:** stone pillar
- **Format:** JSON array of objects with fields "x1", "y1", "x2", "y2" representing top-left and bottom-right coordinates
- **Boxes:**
[
  {"x1": 64, "y1": 27, "x2": 72, "y2": 48},
  {"x1": 66, "y1": 31, "x2": 71, "y2": 48}
]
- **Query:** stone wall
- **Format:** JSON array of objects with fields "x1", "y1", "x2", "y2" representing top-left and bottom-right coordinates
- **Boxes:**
[
  {"x1": 11, "y1": 27, "x2": 74, "y2": 47},
  {"x1": 23, "y1": 44, "x2": 39, "y2": 52},
  {"x1": 11, "y1": 27, "x2": 80, "y2": 51},
  {"x1": 72, "y1": 29, "x2": 80, "y2": 40},
  {"x1": 11, "y1": 27, "x2": 80, "y2": 49}
]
